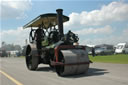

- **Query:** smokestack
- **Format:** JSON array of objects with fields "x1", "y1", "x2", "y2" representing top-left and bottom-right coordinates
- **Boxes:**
[{"x1": 56, "y1": 9, "x2": 64, "y2": 37}]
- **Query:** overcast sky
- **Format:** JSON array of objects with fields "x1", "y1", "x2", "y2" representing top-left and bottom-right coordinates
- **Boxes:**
[{"x1": 0, "y1": 0, "x2": 128, "y2": 47}]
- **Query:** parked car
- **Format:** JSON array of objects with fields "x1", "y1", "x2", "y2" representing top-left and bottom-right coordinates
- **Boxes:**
[
  {"x1": 95, "y1": 47, "x2": 114, "y2": 55},
  {"x1": 95, "y1": 44, "x2": 114, "y2": 55}
]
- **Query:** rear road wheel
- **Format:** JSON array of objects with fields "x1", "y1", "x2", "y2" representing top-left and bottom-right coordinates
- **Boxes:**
[{"x1": 26, "y1": 55, "x2": 39, "y2": 70}]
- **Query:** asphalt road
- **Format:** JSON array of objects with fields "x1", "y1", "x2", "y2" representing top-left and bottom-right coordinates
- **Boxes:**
[{"x1": 0, "y1": 57, "x2": 128, "y2": 85}]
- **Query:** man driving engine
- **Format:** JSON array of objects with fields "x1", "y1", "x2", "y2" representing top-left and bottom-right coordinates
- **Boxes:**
[{"x1": 34, "y1": 25, "x2": 45, "y2": 54}]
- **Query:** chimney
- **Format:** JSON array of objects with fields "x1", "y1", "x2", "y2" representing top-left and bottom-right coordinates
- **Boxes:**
[{"x1": 56, "y1": 9, "x2": 64, "y2": 37}]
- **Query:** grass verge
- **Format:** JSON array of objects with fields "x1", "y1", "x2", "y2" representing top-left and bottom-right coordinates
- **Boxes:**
[{"x1": 89, "y1": 54, "x2": 128, "y2": 64}]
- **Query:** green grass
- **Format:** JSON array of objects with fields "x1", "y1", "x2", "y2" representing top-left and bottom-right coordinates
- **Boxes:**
[{"x1": 89, "y1": 54, "x2": 128, "y2": 64}]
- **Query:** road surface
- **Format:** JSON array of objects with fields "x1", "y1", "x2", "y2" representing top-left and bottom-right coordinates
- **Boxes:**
[{"x1": 0, "y1": 57, "x2": 128, "y2": 85}]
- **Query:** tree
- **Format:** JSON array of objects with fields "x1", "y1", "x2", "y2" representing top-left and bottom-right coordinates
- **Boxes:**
[{"x1": 2, "y1": 41, "x2": 6, "y2": 47}]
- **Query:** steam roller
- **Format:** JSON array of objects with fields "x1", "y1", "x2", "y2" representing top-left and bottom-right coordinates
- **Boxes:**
[{"x1": 23, "y1": 9, "x2": 91, "y2": 76}]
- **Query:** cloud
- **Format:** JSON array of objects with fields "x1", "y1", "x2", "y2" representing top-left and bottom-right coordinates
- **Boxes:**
[
  {"x1": 74, "y1": 25, "x2": 113, "y2": 35},
  {"x1": 123, "y1": 28, "x2": 128, "y2": 36},
  {"x1": 63, "y1": 1, "x2": 128, "y2": 45},
  {"x1": 1, "y1": 27, "x2": 30, "y2": 46},
  {"x1": 65, "y1": 1, "x2": 128, "y2": 28},
  {"x1": 1, "y1": 1, "x2": 128, "y2": 47},
  {"x1": 80, "y1": 27, "x2": 128, "y2": 45},
  {"x1": 0, "y1": 0, "x2": 32, "y2": 19}
]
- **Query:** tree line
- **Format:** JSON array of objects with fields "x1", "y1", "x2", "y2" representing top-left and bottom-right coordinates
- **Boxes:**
[
  {"x1": 0, "y1": 41, "x2": 22, "y2": 57},
  {"x1": 0, "y1": 41, "x2": 21, "y2": 51}
]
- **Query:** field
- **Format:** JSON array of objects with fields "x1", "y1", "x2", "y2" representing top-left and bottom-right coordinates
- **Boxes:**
[{"x1": 89, "y1": 54, "x2": 128, "y2": 64}]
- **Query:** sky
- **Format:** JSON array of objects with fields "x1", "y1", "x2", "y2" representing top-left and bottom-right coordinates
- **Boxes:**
[{"x1": 0, "y1": 0, "x2": 128, "y2": 47}]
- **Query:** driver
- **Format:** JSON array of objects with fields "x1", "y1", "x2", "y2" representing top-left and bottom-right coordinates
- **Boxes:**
[{"x1": 34, "y1": 25, "x2": 45, "y2": 54}]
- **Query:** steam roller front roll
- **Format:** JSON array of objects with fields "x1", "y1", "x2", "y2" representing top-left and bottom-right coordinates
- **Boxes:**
[{"x1": 55, "y1": 49, "x2": 90, "y2": 76}]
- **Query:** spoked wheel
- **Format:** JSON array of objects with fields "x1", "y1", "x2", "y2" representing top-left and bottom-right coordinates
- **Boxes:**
[{"x1": 26, "y1": 54, "x2": 39, "y2": 70}]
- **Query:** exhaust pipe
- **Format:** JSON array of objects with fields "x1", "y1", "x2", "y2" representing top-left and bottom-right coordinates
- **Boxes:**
[{"x1": 56, "y1": 9, "x2": 64, "y2": 37}]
